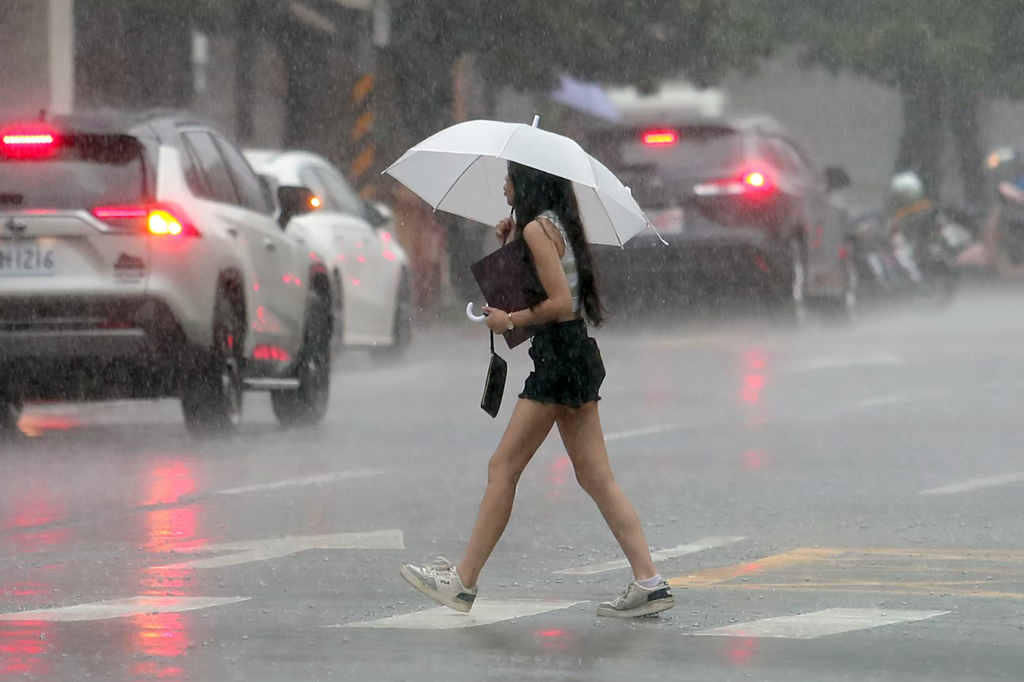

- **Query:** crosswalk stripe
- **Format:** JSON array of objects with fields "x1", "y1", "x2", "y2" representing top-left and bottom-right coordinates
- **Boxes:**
[
  {"x1": 0, "y1": 596, "x2": 248, "y2": 623},
  {"x1": 334, "y1": 599, "x2": 584, "y2": 630},
  {"x1": 213, "y1": 468, "x2": 389, "y2": 495},
  {"x1": 920, "y1": 471, "x2": 1024, "y2": 496},
  {"x1": 158, "y1": 530, "x2": 404, "y2": 570},
  {"x1": 693, "y1": 608, "x2": 948, "y2": 639},
  {"x1": 604, "y1": 424, "x2": 685, "y2": 442},
  {"x1": 556, "y1": 536, "x2": 746, "y2": 575}
]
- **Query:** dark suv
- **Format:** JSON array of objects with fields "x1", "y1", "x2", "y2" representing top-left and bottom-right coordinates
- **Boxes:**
[{"x1": 587, "y1": 116, "x2": 853, "y2": 319}]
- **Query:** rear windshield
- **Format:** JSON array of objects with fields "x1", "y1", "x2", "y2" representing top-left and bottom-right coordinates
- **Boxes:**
[
  {"x1": 589, "y1": 126, "x2": 744, "y2": 204},
  {"x1": 0, "y1": 134, "x2": 146, "y2": 210}
]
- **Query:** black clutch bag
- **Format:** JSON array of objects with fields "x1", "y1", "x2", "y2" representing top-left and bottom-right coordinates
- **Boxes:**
[{"x1": 481, "y1": 331, "x2": 508, "y2": 418}]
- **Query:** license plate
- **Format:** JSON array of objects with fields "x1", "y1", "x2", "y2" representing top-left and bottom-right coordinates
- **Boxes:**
[
  {"x1": 648, "y1": 207, "x2": 686, "y2": 235},
  {"x1": 0, "y1": 242, "x2": 57, "y2": 276}
]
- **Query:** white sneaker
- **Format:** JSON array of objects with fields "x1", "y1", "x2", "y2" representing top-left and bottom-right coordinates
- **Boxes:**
[
  {"x1": 399, "y1": 557, "x2": 477, "y2": 613},
  {"x1": 597, "y1": 580, "x2": 676, "y2": 618}
]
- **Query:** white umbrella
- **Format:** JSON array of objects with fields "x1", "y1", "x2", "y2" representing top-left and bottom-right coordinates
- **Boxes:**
[{"x1": 383, "y1": 118, "x2": 652, "y2": 248}]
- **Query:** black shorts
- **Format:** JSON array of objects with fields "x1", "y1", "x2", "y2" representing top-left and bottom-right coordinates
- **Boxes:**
[{"x1": 519, "y1": 320, "x2": 606, "y2": 409}]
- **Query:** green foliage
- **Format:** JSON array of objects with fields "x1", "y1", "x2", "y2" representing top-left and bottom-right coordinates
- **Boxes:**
[{"x1": 394, "y1": 0, "x2": 773, "y2": 94}]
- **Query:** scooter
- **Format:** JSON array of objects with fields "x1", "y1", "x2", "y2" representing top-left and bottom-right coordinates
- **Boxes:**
[{"x1": 846, "y1": 208, "x2": 966, "y2": 307}]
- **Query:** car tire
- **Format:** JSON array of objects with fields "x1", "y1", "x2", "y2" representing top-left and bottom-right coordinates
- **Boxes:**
[
  {"x1": 182, "y1": 289, "x2": 244, "y2": 436},
  {"x1": 371, "y1": 272, "x2": 413, "y2": 362},
  {"x1": 808, "y1": 258, "x2": 859, "y2": 325},
  {"x1": 331, "y1": 269, "x2": 345, "y2": 354},
  {"x1": 768, "y1": 238, "x2": 807, "y2": 327},
  {"x1": 271, "y1": 286, "x2": 332, "y2": 427},
  {"x1": 0, "y1": 398, "x2": 22, "y2": 435}
]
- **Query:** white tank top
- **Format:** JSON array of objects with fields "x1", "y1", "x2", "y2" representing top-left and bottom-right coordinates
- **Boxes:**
[{"x1": 538, "y1": 210, "x2": 580, "y2": 314}]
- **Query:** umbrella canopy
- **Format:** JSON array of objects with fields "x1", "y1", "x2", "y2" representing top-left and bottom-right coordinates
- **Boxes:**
[{"x1": 383, "y1": 119, "x2": 651, "y2": 247}]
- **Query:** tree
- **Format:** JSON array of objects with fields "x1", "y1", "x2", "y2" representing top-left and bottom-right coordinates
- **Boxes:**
[
  {"x1": 381, "y1": 0, "x2": 774, "y2": 152},
  {"x1": 760, "y1": 0, "x2": 1024, "y2": 206},
  {"x1": 377, "y1": 1, "x2": 775, "y2": 301}
]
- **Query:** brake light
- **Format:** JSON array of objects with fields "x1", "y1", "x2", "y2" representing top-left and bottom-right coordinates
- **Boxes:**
[
  {"x1": 1, "y1": 126, "x2": 58, "y2": 158},
  {"x1": 91, "y1": 204, "x2": 199, "y2": 237},
  {"x1": 642, "y1": 130, "x2": 678, "y2": 146},
  {"x1": 148, "y1": 209, "x2": 183, "y2": 235},
  {"x1": 694, "y1": 169, "x2": 772, "y2": 197},
  {"x1": 3, "y1": 134, "x2": 54, "y2": 146}
]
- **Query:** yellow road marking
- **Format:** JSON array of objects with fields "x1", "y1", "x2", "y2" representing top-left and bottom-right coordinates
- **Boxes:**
[{"x1": 669, "y1": 547, "x2": 1024, "y2": 600}]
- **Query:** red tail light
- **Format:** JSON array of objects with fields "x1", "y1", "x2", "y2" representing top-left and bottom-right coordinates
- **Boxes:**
[
  {"x1": 744, "y1": 172, "x2": 766, "y2": 188},
  {"x1": 92, "y1": 204, "x2": 199, "y2": 237},
  {"x1": 694, "y1": 169, "x2": 773, "y2": 197},
  {"x1": 1, "y1": 126, "x2": 58, "y2": 159},
  {"x1": 642, "y1": 130, "x2": 678, "y2": 146}
]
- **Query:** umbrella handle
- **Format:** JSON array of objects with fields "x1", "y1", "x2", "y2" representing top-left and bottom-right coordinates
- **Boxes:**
[{"x1": 466, "y1": 302, "x2": 488, "y2": 322}]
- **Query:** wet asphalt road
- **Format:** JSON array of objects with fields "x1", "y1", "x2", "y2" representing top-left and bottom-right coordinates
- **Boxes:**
[{"x1": 2, "y1": 287, "x2": 1024, "y2": 681}]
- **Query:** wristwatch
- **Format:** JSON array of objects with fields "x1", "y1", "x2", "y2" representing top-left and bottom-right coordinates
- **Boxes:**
[{"x1": 507, "y1": 313, "x2": 515, "y2": 331}]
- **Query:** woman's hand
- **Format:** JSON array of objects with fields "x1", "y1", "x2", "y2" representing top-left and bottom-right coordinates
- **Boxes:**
[
  {"x1": 483, "y1": 307, "x2": 510, "y2": 334},
  {"x1": 495, "y1": 217, "x2": 515, "y2": 245}
]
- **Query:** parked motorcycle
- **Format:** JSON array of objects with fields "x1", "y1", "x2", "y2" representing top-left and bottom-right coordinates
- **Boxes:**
[{"x1": 845, "y1": 174, "x2": 969, "y2": 308}]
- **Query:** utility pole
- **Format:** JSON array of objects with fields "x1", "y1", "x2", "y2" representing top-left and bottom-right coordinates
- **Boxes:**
[{"x1": 48, "y1": 0, "x2": 75, "y2": 114}]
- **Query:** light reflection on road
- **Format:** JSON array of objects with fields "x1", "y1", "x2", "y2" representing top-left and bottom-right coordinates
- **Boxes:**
[{"x1": 130, "y1": 457, "x2": 208, "y2": 681}]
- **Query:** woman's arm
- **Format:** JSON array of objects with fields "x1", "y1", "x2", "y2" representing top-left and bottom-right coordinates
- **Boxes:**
[{"x1": 484, "y1": 220, "x2": 573, "y2": 332}]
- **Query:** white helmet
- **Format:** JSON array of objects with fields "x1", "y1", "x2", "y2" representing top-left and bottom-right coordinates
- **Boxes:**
[{"x1": 889, "y1": 171, "x2": 924, "y2": 207}]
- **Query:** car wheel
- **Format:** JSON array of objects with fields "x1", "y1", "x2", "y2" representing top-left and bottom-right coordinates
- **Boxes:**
[
  {"x1": 809, "y1": 257, "x2": 859, "y2": 325},
  {"x1": 371, "y1": 272, "x2": 413, "y2": 362},
  {"x1": 331, "y1": 269, "x2": 345, "y2": 353},
  {"x1": 272, "y1": 287, "x2": 332, "y2": 427},
  {"x1": 0, "y1": 398, "x2": 22, "y2": 435},
  {"x1": 182, "y1": 289, "x2": 244, "y2": 436},
  {"x1": 769, "y1": 238, "x2": 807, "y2": 326}
]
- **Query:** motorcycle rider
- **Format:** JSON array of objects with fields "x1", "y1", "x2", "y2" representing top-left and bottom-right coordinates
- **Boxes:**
[
  {"x1": 979, "y1": 147, "x2": 1024, "y2": 278},
  {"x1": 886, "y1": 171, "x2": 934, "y2": 284}
]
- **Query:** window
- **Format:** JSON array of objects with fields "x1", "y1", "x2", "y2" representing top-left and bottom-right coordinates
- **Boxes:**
[
  {"x1": 298, "y1": 167, "x2": 333, "y2": 210},
  {"x1": 179, "y1": 139, "x2": 209, "y2": 198},
  {"x1": 312, "y1": 167, "x2": 366, "y2": 218},
  {"x1": 0, "y1": 134, "x2": 145, "y2": 209},
  {"x1": 213, "y1": 135, "x2": 273, "y2": 214},
  {"x1": 181, "y1": 132, "x2": 238, "y2": 205},
  {"x1": 759, "y1": 138, "x2": 797, "y2": 175}
]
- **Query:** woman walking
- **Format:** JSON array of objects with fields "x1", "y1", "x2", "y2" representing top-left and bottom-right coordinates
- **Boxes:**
[{"x1": 400, "y1": 162, "x2": 674, "y2": 618}]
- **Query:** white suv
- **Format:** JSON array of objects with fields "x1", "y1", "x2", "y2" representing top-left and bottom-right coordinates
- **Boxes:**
[{"x1": 0, "y1": 111, "x2": 333, "y2": 435}]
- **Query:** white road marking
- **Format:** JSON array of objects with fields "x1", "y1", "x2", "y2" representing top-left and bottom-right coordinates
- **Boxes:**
[
  {"x1": 335, "y1": 599, "x2": 584, "y2": 630},
  {"x1": 604, "y1": 424, "x2": 685, "y2": 442},
  {"x1": 846, "y1": 390, "x2": 950, "y2": 410},
  {"x1": 158, "y1": 530, "x2": 405, "y2": 570},
  {"x1": 786, "y1": 356, "x2": 905, "y2": 373},
  {"x1": 555, "y1": 536, "x2": 746, "y2": 575},
  {"x1": 214, "y1": 468, "x2": 389, "y2": 495},
  {"x1": 0, "y1": 596, "x2": 248, "y2": 623},
  {"x1": 920, "y1": 471, "x2": 1024, "y2": 496},
  {"x1": 694, "y1": 608, "x2": 948, "y2": 639}
]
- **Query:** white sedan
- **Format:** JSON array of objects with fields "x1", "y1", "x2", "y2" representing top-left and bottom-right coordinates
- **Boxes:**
[{"x1": 245, "y1": 149, "x2": 412, "y2": 358}]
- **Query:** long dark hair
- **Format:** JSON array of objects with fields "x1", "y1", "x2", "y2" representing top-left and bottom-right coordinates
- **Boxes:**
[{"x1": 508, "y1": 161, "x2": 604, "y2": 326}]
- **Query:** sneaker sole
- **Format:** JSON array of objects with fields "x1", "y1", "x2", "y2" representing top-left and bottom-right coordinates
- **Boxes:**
[
  {"x1": 399, "y1": 565, "x2": 473, "y2": 614},
  {"x1": 596, "y1": 596, "x2": 676, "y2": 619}
]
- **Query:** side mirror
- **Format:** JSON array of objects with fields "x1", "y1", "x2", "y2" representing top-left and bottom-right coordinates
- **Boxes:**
[
  {"x1": 825, "y1": 166, "x2": 852, "y2": 193},
  {"x1": 366, "y1": 200, "x2": 392, "y2": 229},
  {"x1": 277, "y1": 185, "x2": 318, "y2": 228}
]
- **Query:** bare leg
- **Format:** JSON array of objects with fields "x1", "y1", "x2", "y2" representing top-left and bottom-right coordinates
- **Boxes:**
[
  {"x1": 456, "y1": 399, "x2": 558, "y2": 588},
  {"x1": 557, "y1": 402, "x2": 657, "y2": 581}
]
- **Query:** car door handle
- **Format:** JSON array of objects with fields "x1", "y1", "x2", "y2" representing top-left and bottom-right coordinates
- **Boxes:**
[{"x1": 263, "y1": 238, "x2": 277, "y2": 252}]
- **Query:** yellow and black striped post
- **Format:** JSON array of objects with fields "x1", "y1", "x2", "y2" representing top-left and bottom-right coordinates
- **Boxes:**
[{"x1": 348, "y1": 73, "x2": 376, "y2": 198}]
